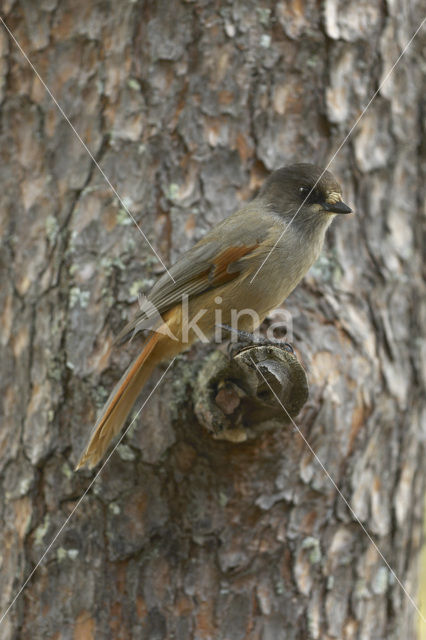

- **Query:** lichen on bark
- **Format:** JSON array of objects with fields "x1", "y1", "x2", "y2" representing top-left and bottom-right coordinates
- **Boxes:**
[{"x1": 0, "y1": 1, "x2": 425, "y2": 639}]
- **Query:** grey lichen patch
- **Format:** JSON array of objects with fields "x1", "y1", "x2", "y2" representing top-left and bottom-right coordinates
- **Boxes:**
[
  {"x1": 116, "y1": 444, "x2": 136, "y2": 461},
  {"x1": 92, "y1": 481, "x2": 103, "y2": 496},
  {"x1": 309, "y1": 250, "x2": 343, "y2": 285},
  {"x1": 218, "y1": 491, "x2": 229, "y2": 507},
  {"x1": 56, "y1": 547, "x2": 67, "y2": 562},
  {"x1": 61, "y1": 463, "x2": 73, "y2": 479},
  {"x1": 224, "y1": 22, "x2": 236, "y2": 38},
  {"x1": 167, "y1": 183, "x2": 180, "y2": 202},
  {"x1": 306, "y1": 55, "x2": 320, "y2": 69},
  {"x1": 274, "y1": 578, "x2": 285, "y2": 596},
  {"x1": 127, "y1": 78, "x2": 141, "y2": 91},
  {"x1": 302, "y1": 537, "x2": 322, "y2": 564},
  {"x1": 116, "y1": 209, "x2": 133, "y2": 226},
  {"x1": 109, "y1": 502, "x2": 121, "y2": 515},
  {"x1": 371, "y1": 566, "x2": 389, "y2": 595},
  {"x1": 194, "y1": 350, "x2": 226, "y2": 389},
  {"x1": 69, "y1": 286, "x2": 90, "y2": 309},
  {"x1": 48, "y1": 360, "x2": 63, "y2": 383},
  {"x1": 6, "y1": 467, "x2": 33, "y2": 501},
  {"x1": 123, "y1": 412, "x2": 139, "y2": 440},
  {"x1": 18, "y1": 475, "x2": 33, "y2": 497},
  {"x1": 93, "y1": 385, "x2": 108, "y2": 409},
  {"x1": 256, "y1": 7, "x2": 271, "y2": 26},
  {"x1": 99, "y1": 255, "x2": 126, "y2": 273},
  {"x1": 170, "y1": 356, "x2": 200, "y2": 420},
  {"x1": 388, "y1": 570, "x2": 397, "y2": 586},
  {"x1": 354, "y1": 577, "x2": 370, "y2": 599},
  {"x1": 56, "y1": 547, "x2": 79, "y2": 562},
  {"x1": 260, "y1": 34, "x2": 271, "y2": 48},
  {"x1": 307, "y1": 601, "x2": 321, "y2": 640},
  {"x1": 34, "y1": 515, "x2": 50, "y2": 546},
  {"x1": 45, "y1": 215, "x2": 59, "y2": 243},
  {"x1": 143, "y1": 254, "x2": 163, "y2": 269},
  {"x1": 129, "y1": 279, "x2": 150, "y2": 300}
]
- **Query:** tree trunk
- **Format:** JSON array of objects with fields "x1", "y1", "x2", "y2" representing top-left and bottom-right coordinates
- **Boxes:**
[{"x1": 0, "y1": 1, "x2": 425, "y2": 639}]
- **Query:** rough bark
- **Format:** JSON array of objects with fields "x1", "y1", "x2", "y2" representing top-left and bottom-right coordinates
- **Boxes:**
[{"x1": 0, "y1": 1, "x2": 425, "y2": 639}]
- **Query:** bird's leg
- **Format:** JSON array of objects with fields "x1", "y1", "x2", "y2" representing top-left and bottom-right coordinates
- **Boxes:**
[{"x1": 216, "y1": 324, "x2": 294, "y2": 358}]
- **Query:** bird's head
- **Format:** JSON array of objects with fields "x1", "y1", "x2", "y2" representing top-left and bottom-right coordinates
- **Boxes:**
[{"x1": 258, "y1": 163, "x2": 353, "y2": 223}]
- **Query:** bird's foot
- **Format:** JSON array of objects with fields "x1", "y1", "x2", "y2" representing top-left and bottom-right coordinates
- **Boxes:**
[{"x1": 216, "y1": 324, "x2": 294, "y2": 359}]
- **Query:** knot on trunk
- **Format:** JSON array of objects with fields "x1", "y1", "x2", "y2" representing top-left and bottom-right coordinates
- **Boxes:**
[{"x1": 193, "y1": 343, "x2": 309, "y2": 442}]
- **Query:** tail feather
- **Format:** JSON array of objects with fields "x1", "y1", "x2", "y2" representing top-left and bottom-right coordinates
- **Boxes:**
[{"x1": 75, "y1": 333, "x2": 161, "y2": 470}]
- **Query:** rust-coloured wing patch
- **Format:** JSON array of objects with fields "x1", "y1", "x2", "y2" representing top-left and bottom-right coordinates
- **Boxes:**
[
  {"x1": 116, "y1": 241, "x2": 261, "y2": 343},
  {"x1": 208, "y1": 244, "x2": 259, "y2": 286}
]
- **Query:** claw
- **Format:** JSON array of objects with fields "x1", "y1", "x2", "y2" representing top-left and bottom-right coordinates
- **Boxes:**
[
  {"x1": 216, "y1": 324, "x2": 256, "y2": 342},
  {"x1": 216, "y1": 324, "x2": 295, "y2": 358}
]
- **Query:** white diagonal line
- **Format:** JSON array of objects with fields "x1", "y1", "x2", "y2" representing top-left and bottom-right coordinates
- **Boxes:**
[
  {"x1": 250, "y1": 356, "x2": 426, "y2": 623},
  {"x1": 0, "y1": 13, "x2": 177, "y2": 626},
  {"x1": 249, "y1": 16, "x2": 426, "y2": 284},
  {"x1": 0, "y1": 358, "x2": 176, "y2": 628},
  {"x1": 0, "y1": 17, "x2": 175, "y2": 284}
]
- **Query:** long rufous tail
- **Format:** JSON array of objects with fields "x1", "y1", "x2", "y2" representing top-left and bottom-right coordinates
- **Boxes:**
[{"x1": 75, "y1": 332, "x2": 163, "y2": 470}]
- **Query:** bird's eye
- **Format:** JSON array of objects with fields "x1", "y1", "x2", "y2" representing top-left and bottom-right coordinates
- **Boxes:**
[{"x1": 299, "y1": 185, "x2": 320, "y2": 204}]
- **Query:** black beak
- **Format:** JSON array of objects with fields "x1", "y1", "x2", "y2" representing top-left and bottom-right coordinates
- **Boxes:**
[{"x1": 322, "y1": 201, "x2": 353, "y2": 214}]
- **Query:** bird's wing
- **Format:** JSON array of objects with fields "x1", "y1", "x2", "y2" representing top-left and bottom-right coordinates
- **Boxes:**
[{"x1": 115, "y1": 208, "x2": 270, "y2": 343}]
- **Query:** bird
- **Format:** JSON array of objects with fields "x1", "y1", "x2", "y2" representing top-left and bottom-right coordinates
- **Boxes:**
[{"x1": 76, "y1": 163, "x2": 353, "y2": 469}]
